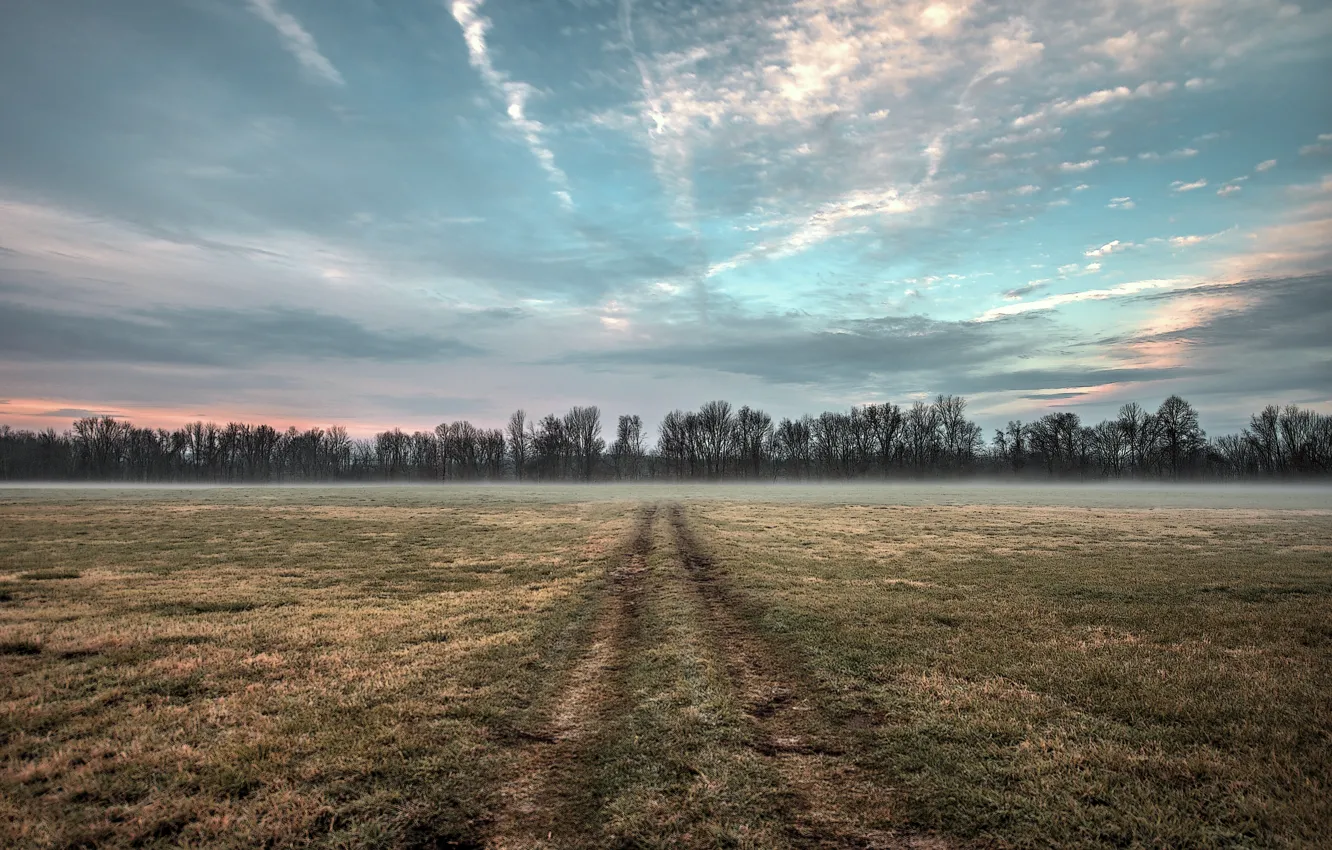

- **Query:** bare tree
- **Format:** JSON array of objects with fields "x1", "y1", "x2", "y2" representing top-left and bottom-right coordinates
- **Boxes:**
[
  {"x1": 697, "y1": 400, "x2": 735, "y2": 478},
  {"x1": 611, "y1": 414, "x2": 645, "y2": 479},
  {"x1": 564, "y1": 406, "x2": 604, "y2": 481},
  {"x1": 1156, "y1": 395, "x2": 1205, "y2": 479},
  {"x1": 506, "y1": 410, "x2": 529, "y2": 480},
  {"x1": 734, "y1": 406, "x2": 773, "y2": 478}
]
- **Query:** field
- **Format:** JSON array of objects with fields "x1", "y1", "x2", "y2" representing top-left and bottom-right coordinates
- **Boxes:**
[{"x1": 2, "y1": 484, "x2": 1330, "y2": 849}]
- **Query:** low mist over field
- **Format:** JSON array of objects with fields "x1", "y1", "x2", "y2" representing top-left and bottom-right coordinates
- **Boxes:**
[{"x1": 4, "y1": 480, "x2": 1332, "y2": 510}]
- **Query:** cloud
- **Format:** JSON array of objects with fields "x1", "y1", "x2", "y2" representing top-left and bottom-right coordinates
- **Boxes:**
[
  {"x1": 0, "y1": 302, "x2": 482, "y2": 366},
  {"x1": 1003, "y1": 278, "x2": 1051, "y2": 299},
  {"x1": 1059, "y1": 159, "x2": 1098, "y2": 172},
  {"x1": 1217, "y1": 184, "x2": 1242, "y2": 196},
  {"x1": 562, "y1": 312, "x2": 1047, "y2": 389},
  {"x1": 1085, "y1": 240, "x2": 1134, "y2": 257},
  {"x1": 3, "y1": 0, "x2": 1332, "y2": 432},
  {"x1": 1171, "y1": 178, "x2": 1208, "y2": 192},
  {"x1": 449, "y1": 0, "x2": 573, "y2": 210},
  {"x1": 248, "y1": 0, "x2": 344, "y2": 85},
  {"x1": 1110, "y1": 275, "x2": 1332, "y2": 399},
  {"x1": 707, "y1": 187, "x2": 923, "y2": 276},
  {"x1": 1168, "y1": 229, "x2": 1230, "y2": 247},
  {"x1": 1255, "y1": 159, "x2": 1277, "y2": 172},
  {"x1": 1014, "y1": 81, "x2": 1176, "y2": 127},
  {"x1": 954, "y1": 366, "x2": 1189, "y2": 395},
  {"x1": 977, "y1": 278, "x2": 1193, "y2": 321},
  {"x1": 33, "y1": 407, "x2": 119, "y2": 419},
  {"x1": 365, "y1": 395, "x2": 489, "y2": 417}
]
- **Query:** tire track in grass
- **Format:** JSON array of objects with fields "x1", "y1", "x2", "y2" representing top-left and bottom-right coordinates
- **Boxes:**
[
  {"x1": 486, "y1": 504, "x2": 656, "y2": 849},
  {"x1": 665, "y1": 503, "x2": 950, "y2": 849}
]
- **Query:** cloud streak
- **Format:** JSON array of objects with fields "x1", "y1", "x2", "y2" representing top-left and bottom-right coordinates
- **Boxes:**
[
  {"x1": 248, "y1": 0, "x2": 344, "y2": 85},
  {"x1": 449, "y1": 0, "x2": 573, "y2": 210},
  {"x1": 977, "y1": 279, "x2": 1194, "y2": 321}
]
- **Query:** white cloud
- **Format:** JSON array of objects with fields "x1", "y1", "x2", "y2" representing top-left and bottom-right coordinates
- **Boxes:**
[
  {"x1": 1059, "y1": 159, "x2": 1098, "y2": 172},
  {"x1": 1013, "y1": 184, "x2": 1040, "y2": 195},
  {"x1": 1217, "y1": 184, "x2": 1242, "y2": 196},
  {"x1": 976, "y1": 20, "x2": 1045, "y2": 79},
  {"x1": 1299, "y1": 140, "x2": 1331, "y2": 155},
  {"x1": 1084, "y1": 262, "x2": 1101, "y2": 272},
  {"x1": 1014, "y1": 81, "x2": 1176, "y2": 127},
  {"x1": 983, "y1": 126, "x2": 1063, "y2": 148},
  {"x1": 1256, "y1": 159, "x2": 1277, "y2": 172},
  {"x1": 1141, "y1": 147, "x2": 1197, "y2": 161},
  {"x1": 1108, "y1": 197, "x2": 1135, "y2": 209},
  {"x1": 1089, "y1": 30, "x2": 1157, "y2": 72},
  {"x1": 450, "y1": 0, "x2": 573, "y2": 210},
  {"x1": 1171, "y1": 178, "x2": 1208, "y2": 192},
  {"x1": 707, "y1": 186, "x2": 923, "y2": 277},
  {"x1": 1085, "y1": 239, "x2": 1134, "y2": 257},
  {"x1": 1168, "y1": 228, "x2": 1232, "y2": 247},
  {"x1": 248, "y1": 0, "x2": 344, "y2": 85},
  {"x1": 977, "y1": 278, "x2": 1192, "y2": 320}
]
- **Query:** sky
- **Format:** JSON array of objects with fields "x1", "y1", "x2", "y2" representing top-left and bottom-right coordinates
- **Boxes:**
[{"x1": 1, "y1": 0, "x2": 1330, "y2": 438}]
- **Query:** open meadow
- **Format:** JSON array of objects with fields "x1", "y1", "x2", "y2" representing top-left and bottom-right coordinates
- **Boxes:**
[{"x1": 2, "y1": 484, "x2": 1330, "y2": 848}]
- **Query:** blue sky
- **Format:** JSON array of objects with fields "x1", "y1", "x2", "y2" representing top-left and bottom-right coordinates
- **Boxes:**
[{"x1": 1, "y1": 0, "x2": 1329, "y2": 436}]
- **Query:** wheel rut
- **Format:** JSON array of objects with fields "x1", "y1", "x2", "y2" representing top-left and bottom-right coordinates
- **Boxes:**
[
  {"x1": 486, "y1": 503, "x2": 949, "y2": 849},
  {"x1": 485, "y1": 504, "x2": 656, "y2": 850},
  {"x1": 665, "y1": 503, "x2": 947, "y2": 850}
]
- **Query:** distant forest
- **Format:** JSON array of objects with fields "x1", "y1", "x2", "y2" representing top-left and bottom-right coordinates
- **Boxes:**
[{"x1": 1, "y1": 395, "x2": 1329, "y2": 482}]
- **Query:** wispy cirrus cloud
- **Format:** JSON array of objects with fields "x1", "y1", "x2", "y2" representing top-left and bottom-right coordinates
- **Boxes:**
[
  {"x1": 449, "y1": 0, "x2": 573, "y2": 210},
  {"x1": 248, "y1": 0, "x2": 344, "y2": 85}
]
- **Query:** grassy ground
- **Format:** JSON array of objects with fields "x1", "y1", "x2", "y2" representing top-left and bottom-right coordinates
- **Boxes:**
[
  {"x1": 2, "y1": 487, "x2": 1329, "y2": 848},
  {"x1": 0, "y1": 492, "x2": 632, "y2": 848}
]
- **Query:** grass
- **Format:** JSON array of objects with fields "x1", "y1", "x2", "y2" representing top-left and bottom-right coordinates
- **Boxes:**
[
  {"x1": 0, "y1": 491, "x2": 633, "y2": 848},
  {"x1": 691, "y1": 502, "x2": 1332, "y2": 847},
  {"x1": 1, "y1": 486, "x2": 1329, "y2": 848}
]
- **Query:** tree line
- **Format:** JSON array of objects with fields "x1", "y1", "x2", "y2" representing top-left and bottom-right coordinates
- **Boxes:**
[{"x1": 1, "y1": 395, "x2": 1329, "y2": 482}]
